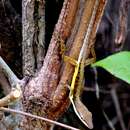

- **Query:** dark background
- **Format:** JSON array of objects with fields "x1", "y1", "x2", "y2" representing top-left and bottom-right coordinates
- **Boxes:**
[{"x1": 0, "y1": 0, "x2": 130, "y2": 129}]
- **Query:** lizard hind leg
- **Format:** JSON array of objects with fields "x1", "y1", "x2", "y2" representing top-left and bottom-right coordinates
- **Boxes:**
[
  {"x1": 85, "y1": 47, "x2": 96, "y2": 66},
  {"x1": 63, "y1": 55, "x2": 78, "y2": 66},
  {"x1": 85, "y1": 58, "x2": 95, "y2": 66}
]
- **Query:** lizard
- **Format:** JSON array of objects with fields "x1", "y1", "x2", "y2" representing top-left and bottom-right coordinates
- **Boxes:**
[
  {"x1": 57, "y1": 32, "x2": 95, "y2": 129},
  {"x1": 64, "y1": 0, "x2": 99, "y2": 129},
  {"x1": 57, "y1": 0, "x2": 106, "y2": 128},
  {"x1": 58, "y1": 38, "x2": 95, "y2": 128},
  {"x1": 67, "y1": 48, "x2": 96, "y2": 129}
]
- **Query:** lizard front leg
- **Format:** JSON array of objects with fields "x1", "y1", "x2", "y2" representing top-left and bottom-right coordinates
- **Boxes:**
[{"x1": 85, "y1": 45, "x2": 96, "y2": 66}]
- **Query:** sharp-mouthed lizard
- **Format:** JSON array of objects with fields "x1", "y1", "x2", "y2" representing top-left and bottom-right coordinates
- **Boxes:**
[
  {"x1": 65, "y1": 0, "x2": 99, "y2": 129},
  {"x1": 58, "y1": 0, "x2": 101, "y2": 129}
]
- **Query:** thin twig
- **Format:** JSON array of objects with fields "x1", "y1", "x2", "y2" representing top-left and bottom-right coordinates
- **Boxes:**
[
  {"x1": 84, "y1": 87, "x2": 110, "y2": 94},
  {"x1": 0, "y1": 84, "x2": 22, "y2": 107},
  {"x1": 111, "y1": 88, "x2": 126, "y2": 130},
  {"x1": 0, "y1": 57, "x2": 25, "y2": 128},
  {"x1": 115, "y1": 0, "x2": 129, "y2": 47},
  {"x1": 0, "y1": 56, "x2": 20, "y2": 87},
  {"x1": 93, "y1": 67, "x2": 100, "y2": 98},
  {"x1": 102, "y1": 110, "x2": 115, "y2": 130},
  {"x1": 111, "y1": 117, "x2": 118, "y2": 125},
  {"x1": 89, "y1": 69, "x2": 115, "y2": 130},
  {"x1": 0, "y1": 107, "x2": 80, "y2": 130}
]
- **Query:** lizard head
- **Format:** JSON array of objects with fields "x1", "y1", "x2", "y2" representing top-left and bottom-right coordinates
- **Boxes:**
[{"x1": 74, "y1": 98, "x2": 93, "y2": 129}]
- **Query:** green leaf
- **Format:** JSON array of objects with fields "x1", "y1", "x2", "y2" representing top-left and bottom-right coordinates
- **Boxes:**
[{"x1": 92, "y1": 51, "x2": 130, "y2": 84}]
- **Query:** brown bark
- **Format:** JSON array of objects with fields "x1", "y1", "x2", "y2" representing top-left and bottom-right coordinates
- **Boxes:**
[
  {"x1": 22, "y1": 0, "x2": 36, "y2": 76},
  {"x1": 22, "y1": 0, "x2": 45, "y2": 76},
  {"x1": 21, "y1": 0, "x2": 107, "y2": 129},
  {"x1": 22, "y1": 0, "x2": 79, "y2": 129},
  {"x1": 37, "y1": 0, "x2": 45, "y2": 70}
]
